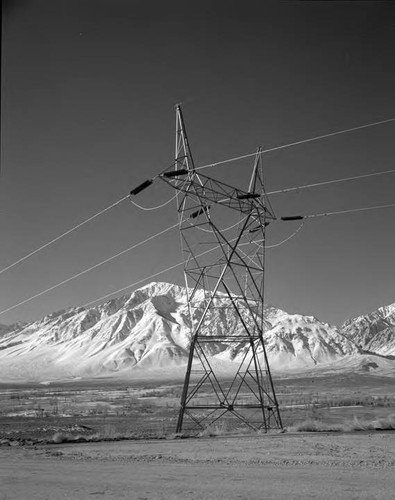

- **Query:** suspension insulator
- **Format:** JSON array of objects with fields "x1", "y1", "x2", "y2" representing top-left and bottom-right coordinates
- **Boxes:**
[
  {"x1": 162, "y1": 169, "x2": 189, "y2": 178},
  {"x1": 190, "y1": 205, "x2": 210, "y2": 219},
  {"x1": 237, "y1": 193, "x2": 260, "y2": 200},
  {"x1": 130, "y1": 179, "x2": 153, "y2": 196},
  {"x1": 281, "y1": 215, "x2": 304, "y2": 221}
]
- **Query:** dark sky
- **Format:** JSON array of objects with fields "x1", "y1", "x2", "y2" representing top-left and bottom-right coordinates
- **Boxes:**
[{"x1": 1, "y1": 0, "x2": 395, "y2": 325}]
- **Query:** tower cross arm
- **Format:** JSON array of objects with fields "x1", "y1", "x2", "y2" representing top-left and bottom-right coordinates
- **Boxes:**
[{"x1": 159, "y1": 171, "x2": 275, "y2": 218}]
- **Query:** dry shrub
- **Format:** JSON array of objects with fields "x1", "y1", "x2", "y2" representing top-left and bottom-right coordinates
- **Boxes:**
[
  {"x1": 198, "y1": 424, "x2": 226, "y2": 437},
  {"x1": 288, "y1": 414, "x2": 395, "y2": 433},
  {"x1": 198, "y1": 420, "x2": 241, "y2": 437},
  {"x1": 98, "y1": 421, "x2": 122, "y2": 440},
  {"x1": 52, "y1": 432, "x2": 72, "y2": 443},
  {"x1": 287, "y1": 419, "x2": 342, "y2": 432},
  {"x1": 344, "y1": 414, "x2": 395, "y2": 431},
  {"x1": 372, "y1": 414, "x2": 395, "y2": 430}
]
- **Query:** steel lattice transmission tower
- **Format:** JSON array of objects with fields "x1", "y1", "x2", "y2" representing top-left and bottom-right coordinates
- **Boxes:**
[{"x1": 159, "y1": 105, "x2": 282, "y2": 434}]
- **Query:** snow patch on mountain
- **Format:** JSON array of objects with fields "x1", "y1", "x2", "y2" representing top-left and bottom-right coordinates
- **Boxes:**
[
  {"x1": 262, "y1": 314, "x2": 357, "y2": 368},
  {"x1": 0, "y1": 282, "x2": 392, "y2": 381},
  {"x1": 341, "y1": 303, "x2": 395, "y2": 356}
]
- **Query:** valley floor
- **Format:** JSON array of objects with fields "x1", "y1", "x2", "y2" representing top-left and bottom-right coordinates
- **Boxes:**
[{"x1": 0, "y1": 432, "x2": 394, "y2": 499}]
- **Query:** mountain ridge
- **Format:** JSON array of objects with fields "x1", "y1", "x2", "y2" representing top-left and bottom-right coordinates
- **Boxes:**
[
  {"x1": 341, "y1": 303, "x2": 395, "y2": 357},
  {"x1": 0, "y1": 282, "x2": 393, "y2": 381}
]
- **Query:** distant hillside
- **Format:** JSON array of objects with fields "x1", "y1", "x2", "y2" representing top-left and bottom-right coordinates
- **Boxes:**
[
  {"x1": 0, "y1": 282, "x2": 393, "y2": 381},
  {"x1": 341, "y1": 304, "x2": 395, "y2": 357}
]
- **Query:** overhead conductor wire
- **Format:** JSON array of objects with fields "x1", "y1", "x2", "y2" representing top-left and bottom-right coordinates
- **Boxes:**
[
  {"x1": 3, "y1": 118, "x2": 393, "y2": 277},
  {"x1": 266, "y1": 168, "x2": 395, "y2": 196},
  {"x1": 82, "y1": 200, "x2": 395, "y2": 308},
  {"x1": 2, "y1": 118, "x2": 394, "y2": 315},
  {"x1": 0, "y1": 159, "x2": 178, "y2": 277},
  {"x1": 0, "y1": 223, "x2": 178, "y2": 317},
  {"x1": 195, "y1": 117, "x2": 395, "y2": 172},
  {"x1": 263, "y1": 221, "x2": 306, "y2": 249},
  {"x1": 2, "y1": 200, "x2": 394, "y2": 317},
  {"x1": 297, "y1": 202, "x2": 395, "y2": 220},
  {"x1": 81, "y1": 115, "x2": 395, "y2": 304},
  {"x1": 0, "y1": 195, "x2": 129, "y2": 276},
  {"x1": 128, "y1": 194, "x2": 178, "y2": 211}
]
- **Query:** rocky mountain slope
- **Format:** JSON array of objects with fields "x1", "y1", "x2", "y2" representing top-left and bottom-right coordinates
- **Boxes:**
[
  {"x1": 341, "y1": 304, "x2": 395, "y2": 357},
  {"x1": 0, "y1": 282, "x2": 392, "y2": 381}
]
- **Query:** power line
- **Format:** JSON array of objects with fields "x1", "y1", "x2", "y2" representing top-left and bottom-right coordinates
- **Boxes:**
[
  {"x1": 189, "y1": 215, "x2": 249, "y2": 234},
  {"x1": 238, "y1": 222, "x2": 306, "y2": 253},
  {"x1": 3, "y1": 116, "x2": 394, "y2": 315},
  {"x1": 280, "y1": 202, "x2": 395, "y2": 221},
  {"x1": 0, "y1": 222, "x2": 178, "y2": 317},
  {"x1": 194, "y1": 117, "x2": 395, "y2": 172},
  {"x1": 0, "y1": 195, "x2": 129, "y2": 276},
  {"x1": 83, "y1": 200, "x2": 395, "y2": 308},
  {"x1": 0, "y1": 161, "x2": 178, "y2": 278},
  {"x1": 82, "y1": 235, "x2": 239, "y2": 308},
  {"x1": 81, "y1": 223, "x2": 307, "y2": 307},
  {"x1": 9, "y1": 196, "x2": 391, "y2": 315},
  {"x1": 0, "y1": 199, "x2": 255, "y2": 316},
  {"x1": 2, "y1": 196, "x2": 394, "y2": 318},
  {"x1": 128, "y1": 193, "x2": 178, "y2": 211},
  {"x1": 4, "y1": 162, "x2": 391, "y2": 280},
  {"x1": 82, "y1": 261, "x2": 185, "y2": 308},
  {"x1": 266, "y1": 168, "x2": 395, "y2": 196},
  {"x1": 264, "y1": 221, "x2": 306, "y2": 249},
  {"x1": 5, "y1": 117, "x2": 392, "y2": 278},
  {"x1": 304, "y1": 202, "x2": 395, "y2": 219}
]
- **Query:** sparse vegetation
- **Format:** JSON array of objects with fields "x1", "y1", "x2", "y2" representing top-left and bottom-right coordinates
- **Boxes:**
[
  {"x1": 0, "y1": 374, "x2": 394, "y2": 443},
  {"x1": 198, "y1": 421, "x2": 232, "y2": 437},
  {"x1": 287, "y1": 414, "x2": 395, "y2": 433},
  {"x1": 52, "y1": 431, "x2": 73, "y2": 443}
]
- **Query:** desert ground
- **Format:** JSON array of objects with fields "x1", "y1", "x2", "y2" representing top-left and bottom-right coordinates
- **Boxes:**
[
  {"x1": 1, "y1": 432, "x2": 394, "y2": 499},
  {"x1": 0, "y1": 373, "x2": 394, "y2": 499}
]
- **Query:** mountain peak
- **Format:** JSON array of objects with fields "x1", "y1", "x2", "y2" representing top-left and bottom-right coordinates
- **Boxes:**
[
  {"x1": 341, "y1": 303, "x2": 395, "y2": 356},
  {"x1": 0, "y1": 282, "x2": 393, "y2": 381}
]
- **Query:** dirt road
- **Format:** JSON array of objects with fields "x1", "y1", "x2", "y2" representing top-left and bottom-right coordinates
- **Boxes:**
[{"x1": 1, "y1": 432, "x2": 394, "y2": 499}]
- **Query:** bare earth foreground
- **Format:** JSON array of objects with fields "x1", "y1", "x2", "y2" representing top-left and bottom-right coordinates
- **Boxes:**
[{"x1": 0, "y1": 432, "x2": 394, "y2": 499}]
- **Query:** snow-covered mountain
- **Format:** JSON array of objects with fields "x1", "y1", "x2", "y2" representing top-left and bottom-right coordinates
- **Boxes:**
[
  {"x1": 0, "y1": 282, "x2": 392, "y2": 381},
  {"x1": 341, "y1": 304, "x2": 395, "y2": 357}
]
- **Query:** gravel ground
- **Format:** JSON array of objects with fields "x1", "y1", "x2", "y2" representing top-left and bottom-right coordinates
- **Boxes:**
[{"x1": 0, "y1": 431, "x2": 394, "y2": 499}]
